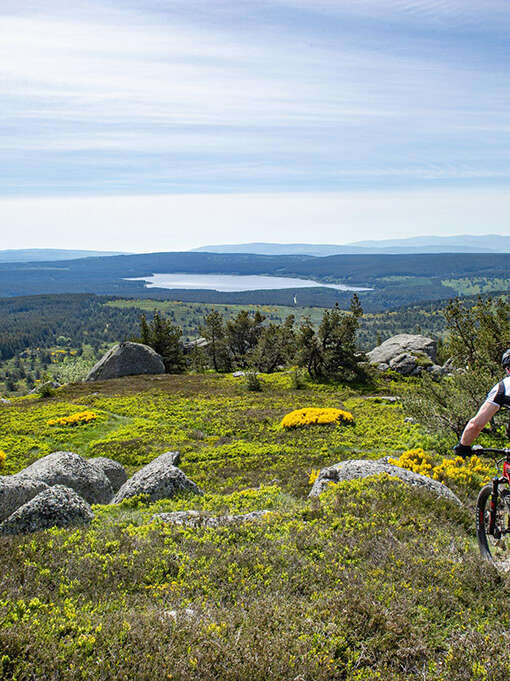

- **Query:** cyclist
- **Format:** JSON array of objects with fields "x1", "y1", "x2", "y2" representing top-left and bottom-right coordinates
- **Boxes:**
[{"x1": 454, "y1": 349, "x2": 510, "y2": 457}]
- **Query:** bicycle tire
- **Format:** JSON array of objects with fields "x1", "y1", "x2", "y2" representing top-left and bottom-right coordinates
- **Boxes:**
[
  {"x1": 476, "y1": 484, "x2": 494, "y2": 561},
  {"x1": 476, "y1": 483, "x2": 510, "y2": 563}
]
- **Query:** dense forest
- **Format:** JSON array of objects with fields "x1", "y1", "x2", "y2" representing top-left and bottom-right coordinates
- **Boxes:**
[
  {"x1": 1, "y1": 291, "x2": 497, "y2": 363},
  {"x1": 1, "y1": 251, "x2": 509, "y2": 310},
  {"x1": 0, "y1": 292, "x2": 456, "y2": 364},
  {"x1": 0, "y1": 290, "x2": 496, "y2": 396},
  {"x1": 0, "y1": 295, "x2": 142, "y2": 361}
]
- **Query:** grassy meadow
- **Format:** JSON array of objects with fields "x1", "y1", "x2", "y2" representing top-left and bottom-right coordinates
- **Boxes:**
[{"x1": 1, "y1": 372, "x2": 509, "y2": 680}]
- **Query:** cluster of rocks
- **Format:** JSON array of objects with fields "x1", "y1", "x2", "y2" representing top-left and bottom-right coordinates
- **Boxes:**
[
  {"x1": 367, "y1": 334, "x2": 449, "y2": 377},
  {"x1": 0, "y1": 450, "x2": 201, "y2": 535}
]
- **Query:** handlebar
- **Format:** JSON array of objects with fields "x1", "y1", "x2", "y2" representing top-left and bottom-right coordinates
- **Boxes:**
[{"x1": 472, "y1": 445, "x2": 510, "y2": 459}]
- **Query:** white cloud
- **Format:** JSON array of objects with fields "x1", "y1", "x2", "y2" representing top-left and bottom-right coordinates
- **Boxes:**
[{"x1": 0, "y1": 0, "x2": 509, "y2": 233}]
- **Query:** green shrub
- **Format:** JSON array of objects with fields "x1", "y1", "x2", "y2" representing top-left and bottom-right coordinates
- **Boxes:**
[{"x1": 245, "y1": 370, "x2": 262, "y2": 392}]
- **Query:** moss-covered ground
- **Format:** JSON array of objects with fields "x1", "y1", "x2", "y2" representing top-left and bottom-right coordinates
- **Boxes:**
[{"x1": 1, "y1": 373, "x2": 509, "y2": 680}]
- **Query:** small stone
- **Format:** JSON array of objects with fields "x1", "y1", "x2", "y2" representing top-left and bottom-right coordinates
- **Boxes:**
[
  {"x1": 161, "y1": 608, "x2": 197, "y2": 623},
  {"x1": 151, "y1": 510, "x2": 271, "y2": 527}
]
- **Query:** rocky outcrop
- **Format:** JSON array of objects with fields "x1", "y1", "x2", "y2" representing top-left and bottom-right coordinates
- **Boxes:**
[
  {"x1": 112, "y1": 452, "x2": 201, "y2": 503},
  {"x1": 0, "y1": 476, "x2": 49, "y2": 522},
  {"x1": 309, "y1": 459, "x2": 461, "y2": 505},
  {"x1": 88, "y1": 457, "x2": 127, "y2": 493},
  {"x1": 152, "y1": 510, "x2": 270, "y2": 527},
  {"x1": 19, "y1": 451, "x2": 113, "y2": 504},
  {"x1": 367, "y1": 334, "x2": 439, "y2": 376},
  {"x1": 368, "y1": 334, "x2": 436, "y2": 363},
  {"x1": 184, "y1": 337, "x2": 209, "y2": 351},
  {"x1": 86, "y1": 342, "x2": 165, "y2": 382},
  {"x1": 0, "y1": 485, "x2": 94, "y2": 535}
]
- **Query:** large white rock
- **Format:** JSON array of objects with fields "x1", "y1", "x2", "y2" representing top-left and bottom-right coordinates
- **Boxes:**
[
  {"x1": 19, "y1": 451, "x2": 113, "y2": 504},
  {"x1": 86, "y1": 342, "x2": 165, "y2": 382},
  {"x1": 367, "y1": 334, "x2": 437, "y2": 366},
  {"x1": 309, "y1": 459, "x2": 461, "y2": 505}
]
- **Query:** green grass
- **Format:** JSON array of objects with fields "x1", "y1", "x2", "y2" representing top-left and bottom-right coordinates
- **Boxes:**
[
  {"x1": 1, "y1": 373, "x2": 509, "y2": 680},
  {"x1": 0, "y1": 373, "x2": 422, "y2": 490},
  {"x1": 442, "y1": 277, "x2": 510, "y2": 296}
]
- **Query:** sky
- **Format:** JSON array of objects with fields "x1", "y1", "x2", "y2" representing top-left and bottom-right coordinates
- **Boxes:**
[{"x1": 1, "y1": 0, "x2": 510, "y2": 251}]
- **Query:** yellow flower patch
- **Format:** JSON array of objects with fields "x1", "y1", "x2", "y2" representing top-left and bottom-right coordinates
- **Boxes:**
[
  {"x1": 47, "y1": 411, "x2": 98, "y2": 427},
  {"x1": 388, "y1": 448, "x2": 435, "y2": 476},
  {"x1": 388, "y1": 447, "x2": 493, "y2": 491},
  {"x1": 433, "y1": 455, "x2": 493, "y2": 488},
  {"x1": 0, "y1": 449, "x2": 5, "y2": 467},
  {"x1": 281, "y1": 407, "x2": 354, "y2": 430}
]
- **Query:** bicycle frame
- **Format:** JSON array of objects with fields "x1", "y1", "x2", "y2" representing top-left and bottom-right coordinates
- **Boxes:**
[{"x1": 476, "y1": 447, "x2": 510, "y2": 537}]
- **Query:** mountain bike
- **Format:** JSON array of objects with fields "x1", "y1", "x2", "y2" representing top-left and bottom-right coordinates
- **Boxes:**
[{"x1": 475, "y1": 446, "x2": 510, "y2": 562}]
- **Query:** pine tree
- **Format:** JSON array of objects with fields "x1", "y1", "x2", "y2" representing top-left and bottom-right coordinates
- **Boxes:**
[
  {"x1": 135, "y1": 312, "x2": 185, "y2": 373},
  {"x1": 226, "y1": 310, "x2": 266, "y2": 367},
  {"x1": 318, "y1": 297, "x2": 366, "y2": 381},
  {"x1": 297, "y1": 316, "x2": 322, "y2": 379},
  {"x1": 298, "y1": 297, "x2": 366, "y2": 381},
  {"x1": 140, "y1": 314, "x2": 150, "y2": 345},
  {"x1": 201, "y1": 310, "x2": 231, "y2": 372}
]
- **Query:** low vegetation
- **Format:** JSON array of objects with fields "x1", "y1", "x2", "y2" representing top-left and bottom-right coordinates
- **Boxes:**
[
  {"x1": 2, "y1": 284, "x2": 510, "y2": 679},
  {"x1": 1, "y1": 370, "x2": 510, "y2": 680}
]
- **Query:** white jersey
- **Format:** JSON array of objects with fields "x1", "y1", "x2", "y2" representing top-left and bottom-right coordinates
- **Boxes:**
[{"x1": 486, "y1": 376, "x2": 510, "y2": 409}]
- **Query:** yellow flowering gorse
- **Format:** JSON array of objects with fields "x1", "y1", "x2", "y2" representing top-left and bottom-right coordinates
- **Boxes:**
[
  {"x1": 0, "y1": 449, "x2": 5, "y2": 467},
  {"x1": 281, "y1": 407, "x2": 354, "y2": 430},
  {"x1": 47, "y1": 411, "x2": 98, "y2": 427},
  {"x1": 388, "y1": 447, "x2": 493, "y2": 490},
  {"x1": 388, "y1": 448, "x2": 435, "y2": 476}
]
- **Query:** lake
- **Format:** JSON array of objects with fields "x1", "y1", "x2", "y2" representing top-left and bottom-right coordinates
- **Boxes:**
[{"x1": 126, "y1": 273, "x2": 370, "y2": 292}]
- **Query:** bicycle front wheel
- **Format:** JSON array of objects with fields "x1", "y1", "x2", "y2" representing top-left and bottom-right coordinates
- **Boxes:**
[{"x1": 477, "y1": 483, "x2": 510, "y2": 563}]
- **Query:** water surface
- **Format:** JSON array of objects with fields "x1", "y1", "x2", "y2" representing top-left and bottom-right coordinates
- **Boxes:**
[{"x1": 127, "y1": 273, "x2": 370, "y2": 292}]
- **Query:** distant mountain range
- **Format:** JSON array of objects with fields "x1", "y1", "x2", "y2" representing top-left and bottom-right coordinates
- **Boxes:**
[
  {"x1": 193, "y1": 234, "x2": 510, "y2": 256},
  {"x1": 0, "y1": 249, "x2": 126, "y2": 263}
]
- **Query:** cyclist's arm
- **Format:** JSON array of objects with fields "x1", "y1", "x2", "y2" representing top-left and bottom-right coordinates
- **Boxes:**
[{"x1": 460, "y1": 400, "x2": 500, "y2": 446}]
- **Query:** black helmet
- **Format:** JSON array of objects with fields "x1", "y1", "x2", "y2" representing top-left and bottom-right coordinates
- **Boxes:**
[{"x1": 502, "y1": 349, "x2": 510, "y2": 368}]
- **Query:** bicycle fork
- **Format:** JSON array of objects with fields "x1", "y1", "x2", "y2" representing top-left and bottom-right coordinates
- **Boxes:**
[{"x1": 488, "y1": 477, "x2": 500, "y2": 537}]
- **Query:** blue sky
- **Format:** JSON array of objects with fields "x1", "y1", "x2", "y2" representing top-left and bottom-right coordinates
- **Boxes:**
[{"x1": 1, "y1": 0, "x2": 510, "y2": 250}]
